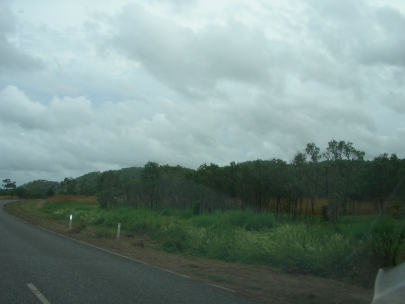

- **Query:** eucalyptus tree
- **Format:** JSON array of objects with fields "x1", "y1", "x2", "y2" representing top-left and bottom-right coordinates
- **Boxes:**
[
  {"x1": 60, "y1": 177, "x2": 77, "y2": 195},
  {"x1": 252, "y1": 160, "x2": 274, "y2": 213},
  {"x1": 140, "y1": 161, "x2": 161, "y2": 210},
  {"x1": 223, "y1": 161, "x2": 238, "y2": 199},
  {"x1": 322, "y1": 140, "x2": 365, "y2": 222},
  {"x1": 367, "y1": 153, "x2": 404, "y2": 215},
  {"x1": 2, "y1": 179, "x2": 16, "y2": 195},
  {"x1": 267, "y1": 159, "x2": 289, "y2": 220},
  {"x1": 235, "y1": 161, "x2": 257, "y2": 209},
  {"x1": 290, "y1": 152, "x2": 307, "y2": 220},
  {"x1": 96, "y1": 170, "x2": 122, "y2": 209},
  {"x1": 304, "y1": 143, "x2": 322, "y2": 221}
]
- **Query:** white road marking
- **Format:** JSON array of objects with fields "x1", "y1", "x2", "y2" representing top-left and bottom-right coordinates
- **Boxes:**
[
  {"x1": 6, "y1": 207, "x2": 239, "y2": 294},
  {"x1": 27, "y1": 283, "x2": 51, "y2": 304},
  {"x1": 207, "y1": 284, "x2": 236, "y2": 293}
]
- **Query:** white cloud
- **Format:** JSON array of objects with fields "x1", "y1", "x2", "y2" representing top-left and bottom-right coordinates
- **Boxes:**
[
  {"x1": 49, "y1": 96, "x2": 94, "y2": 128},
  {"x1": 0, "y1": 85, "x2": 47, "y2": 129},
  {"x1": 0, "y1": 0, "x2": 404, "y2": 185},
  {"x1": 0, "y1": 4, "x2": 43, "y2": 71}
]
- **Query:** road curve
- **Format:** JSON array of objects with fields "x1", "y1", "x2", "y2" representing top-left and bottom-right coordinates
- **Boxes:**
[{"x1": 0, "y1": 200, "x2": 255, "y2": 304}]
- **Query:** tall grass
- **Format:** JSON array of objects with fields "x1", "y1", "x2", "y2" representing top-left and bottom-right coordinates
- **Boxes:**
[
  {"x1": 46, "y1": 195, "x2": 97, "y2": 205},
  {"x1": 39, "y1": 199, "x2": 405, "y2": 287}
]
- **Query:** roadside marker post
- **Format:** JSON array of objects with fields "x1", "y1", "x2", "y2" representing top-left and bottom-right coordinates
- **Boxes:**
[
  {"x1": 117, "y1": 223, "x2": 121, "y2": 241},
  {"x1": 69, "y1": 214, "x2": 72, "y2": 230}
]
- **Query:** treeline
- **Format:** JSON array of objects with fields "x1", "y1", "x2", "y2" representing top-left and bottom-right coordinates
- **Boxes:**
[
  {"x1": 96, "y1": 140, "x2": 405, "y2": 222},
  {"x1": 12, "y1": 172, "x2": 102, "y2": 199}
]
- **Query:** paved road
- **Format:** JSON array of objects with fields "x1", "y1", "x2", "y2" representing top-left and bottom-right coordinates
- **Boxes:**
[{"x1": 0, "y1": 200, "x2": 255, "y2": 304}]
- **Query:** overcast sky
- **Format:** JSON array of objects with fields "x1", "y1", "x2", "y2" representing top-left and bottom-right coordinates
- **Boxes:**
[{"x1": 1, "y1": 0, "x2": 405, "y2": 185}]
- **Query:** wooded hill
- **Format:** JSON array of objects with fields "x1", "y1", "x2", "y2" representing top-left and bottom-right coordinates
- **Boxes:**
[
  {"x1": 12, "y1": 140, "x2": 405, "y2": 221},
  {"x1": 13, "y1": 168, "x2": 142, "y2": 199}
]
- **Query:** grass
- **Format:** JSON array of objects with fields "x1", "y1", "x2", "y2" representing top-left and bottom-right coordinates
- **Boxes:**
[
  {"x1": 36, "y1": 196, "x2": 405, "y2": 287},
  {"x1": 46, "y1": 195, "x2": 98, "y2": 205},
  {"x1": 5, "y1": 198, "x2": 375, "y2": 304}
]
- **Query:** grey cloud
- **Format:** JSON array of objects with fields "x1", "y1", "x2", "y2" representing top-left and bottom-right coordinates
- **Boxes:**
[
  {"x1": 0, "y1": 86, "x2": 95, "y2": 131},
  {"x1": 103, "y1": 0, "x2": 405, "y2": 101},
  {"x1": 0, "y1": 3, "x2": 14, "y2": 32},
  {"x1": 1, "y1": 1, "x2": 405, "y2": 185},
  {"x1": 383, "y1": 91, "x2": 405, "y2": 113},
  {"x1": 0, "y1": 85, "x2": 48, "y2": 129},
  {"x1": 107, "y1": 3, "x2": 270, "y2": 96},
  {"x1": 0, "y1": 82, "x2": 401, "y2": 186},
  {"x1": 307, "y1": 0, "x2": 365, "y2": 22},
  {"x1": 307, "y1": 0, "x2": 405, "y2": 67},
  {"x1": 0, "y1": 38, "x2": 44, "y2": 70},
  {"x1": 360, "y1": 7, "x2": 405, "y2": 66},
  {"x1": 0, "y1": 5, "x2": 44, "y2": 71}
]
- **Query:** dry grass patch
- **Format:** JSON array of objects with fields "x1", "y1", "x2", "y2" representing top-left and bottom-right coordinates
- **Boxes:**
[{"x1": 46, "y1": 195, "x2": 98, "y2": 205}]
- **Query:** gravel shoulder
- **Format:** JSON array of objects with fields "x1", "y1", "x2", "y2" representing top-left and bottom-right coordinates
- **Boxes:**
[{"x1": 3, "y1": 200, "x2": 374, "y2": 304}]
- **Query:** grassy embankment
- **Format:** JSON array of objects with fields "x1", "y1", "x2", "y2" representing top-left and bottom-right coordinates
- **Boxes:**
[{"x1": 26, "y1": 196, "x2": 405, "y2": 287}]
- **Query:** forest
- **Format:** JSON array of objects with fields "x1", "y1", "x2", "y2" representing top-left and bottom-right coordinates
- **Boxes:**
[
  {"x1": 6, "y1": 139, "x2": 405, "y2": 221},
  {"x1": 94, "y1": 139, "x2": 405, "y2": 222},
  {"x1": 5, "y1": 139, "x2": 405, "y2": 287}
]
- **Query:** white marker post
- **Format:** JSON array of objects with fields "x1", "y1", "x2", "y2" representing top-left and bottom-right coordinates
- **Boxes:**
[
  {"x1": 69, "y1": 214, "x2": 73, "y2": 231},
  {"x1": 117, "y1": 223, "x2": 121, "y2": 241}
]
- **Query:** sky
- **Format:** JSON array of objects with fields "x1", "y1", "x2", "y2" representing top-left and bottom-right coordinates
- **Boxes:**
[{"x1": 1, "y1": 0, "x2": 405, "y2": 186}]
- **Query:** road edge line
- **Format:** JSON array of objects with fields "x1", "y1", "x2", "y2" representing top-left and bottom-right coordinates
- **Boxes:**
[
  {"x1": 5, "y1": 202, "x2": 243, "y2": 293},
  {"x1": 27, "y1": 283, "x2": 51, "y2": 304},
  {"x1": 4, "y1": 205, "x2": 190, "y2": 279}
]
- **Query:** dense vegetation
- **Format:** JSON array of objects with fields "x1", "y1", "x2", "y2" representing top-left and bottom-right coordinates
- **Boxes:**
[
  {"x1": 6, "y1": 140, "x2": 405, "y2": 220},
  {"x1": 39, "y1": 199, "x2": 405, "y2": 287},
  {"x1": 5, "y1": 139, "x2": 405, "y2": 287},
  {"x1": 93, "y1": 140, "x2": 405, "y2": 222}
]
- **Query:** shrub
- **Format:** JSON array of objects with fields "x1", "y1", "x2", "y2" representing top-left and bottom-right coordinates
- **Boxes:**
[
  {"x1": 321, "y1": 205, "x2": 329, "y2": 222},
  {"x1": 34, "y1": 201, "x2": 405, "y2": 287},
  {"x1": 192, "y1": 201, "x2": 201, "y2": 216},
  {"x1": 245, "y1": 215, "x2": 274, "y2": 231},
  {"x1": 70, "y1": 223, "x2": 86, "y2": 233},
  {"x1": 366, "y1": 219, "x2": 401, "y2": 267}
]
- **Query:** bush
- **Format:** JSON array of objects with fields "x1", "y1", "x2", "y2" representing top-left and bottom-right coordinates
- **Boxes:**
[
  {"x1": 321, "y1": 205, "x2": 329, "y2": 222},
  {"x1": 70, "y1": 223, "x2": 86, "y2": 233},
  {"x1": 190, "y1": 213, "x2": 220, "y2": 227},
  {"x1": 192, "y1": 201, "x2": 201, "y2": 216},
  {"x1": 34, "y1": 201, "x2": 405, "y2": 287},
  {"x1": 367, "y1": 219, "x2": 401, "y2": 267},
  {"x1": 245, "y1": 215, "x2": 274, "y2": 231}
]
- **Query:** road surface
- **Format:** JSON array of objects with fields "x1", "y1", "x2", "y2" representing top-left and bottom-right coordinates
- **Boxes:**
[{"x1": 0, "y1": 200, "x2": 255, "y2": 303}]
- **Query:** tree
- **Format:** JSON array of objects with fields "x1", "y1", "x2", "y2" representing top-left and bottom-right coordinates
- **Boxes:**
[
  {"x1": 15, "y1": 187, "x2": 29, "y2": 198},
  {"x1": 322, "y1": 140, "x2": 364, "y2": 222},
  {"x1": 305, "y1": 143, "x2": 322, "y2": 221},
  {"x1": 2, "y1": 179, "x2": 16, "y2": 195},
  {"x1": 271, "y1": 159, "x2": 289, "y2": 220},
  {"x1": 290, "y1": 152, "x2": 307, "y2": 220},
  {"x1": 97, "y1": 171, "x2": 121, "y2": 209},
  {"x1": 60, "y1": 177, "x2": 77, "y2": 195},
  {"x1": 367, "y1": 153, "x2": 404, "y2": 215},
  {"x1": 46, "y1": 187, "x2": 55, "y2": 197},
  {"x1": 78, "y1": 184, "x2": 96, "y2": 196},
  {"x1": 140, "y1": 162, "x2": 161, "y2": 210}
]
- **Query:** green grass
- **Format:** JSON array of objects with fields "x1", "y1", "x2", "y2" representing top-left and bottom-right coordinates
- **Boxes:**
[{"x1": 38, "y1": 201, "x2": 405, "y2": 287}]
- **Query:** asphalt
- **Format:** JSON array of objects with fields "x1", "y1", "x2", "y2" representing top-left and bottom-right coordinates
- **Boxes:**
[{"x1": 0, "y1": 200, "x2": 256, "y2": 304}]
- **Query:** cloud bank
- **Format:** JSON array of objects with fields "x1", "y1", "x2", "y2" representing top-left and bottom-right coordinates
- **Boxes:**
[{"x1": 0, "y1": 0, "x2": 404, "y2": 185}]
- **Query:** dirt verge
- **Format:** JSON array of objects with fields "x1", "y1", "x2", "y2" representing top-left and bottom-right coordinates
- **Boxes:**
[{"x1": 4, "y1": 200, "x2": 374, "y2": 304}]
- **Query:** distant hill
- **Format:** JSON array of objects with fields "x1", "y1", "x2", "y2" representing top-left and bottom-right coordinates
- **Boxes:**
[
  {"x1": 22, "y1": 180, "x2": 59, "y2": 192},
  {"x1": 17, "y1": 180, "x2": 59, "y2": 198},
  {"x1": 17, "y1": 166, "x2": 144, "y2": 198}
]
